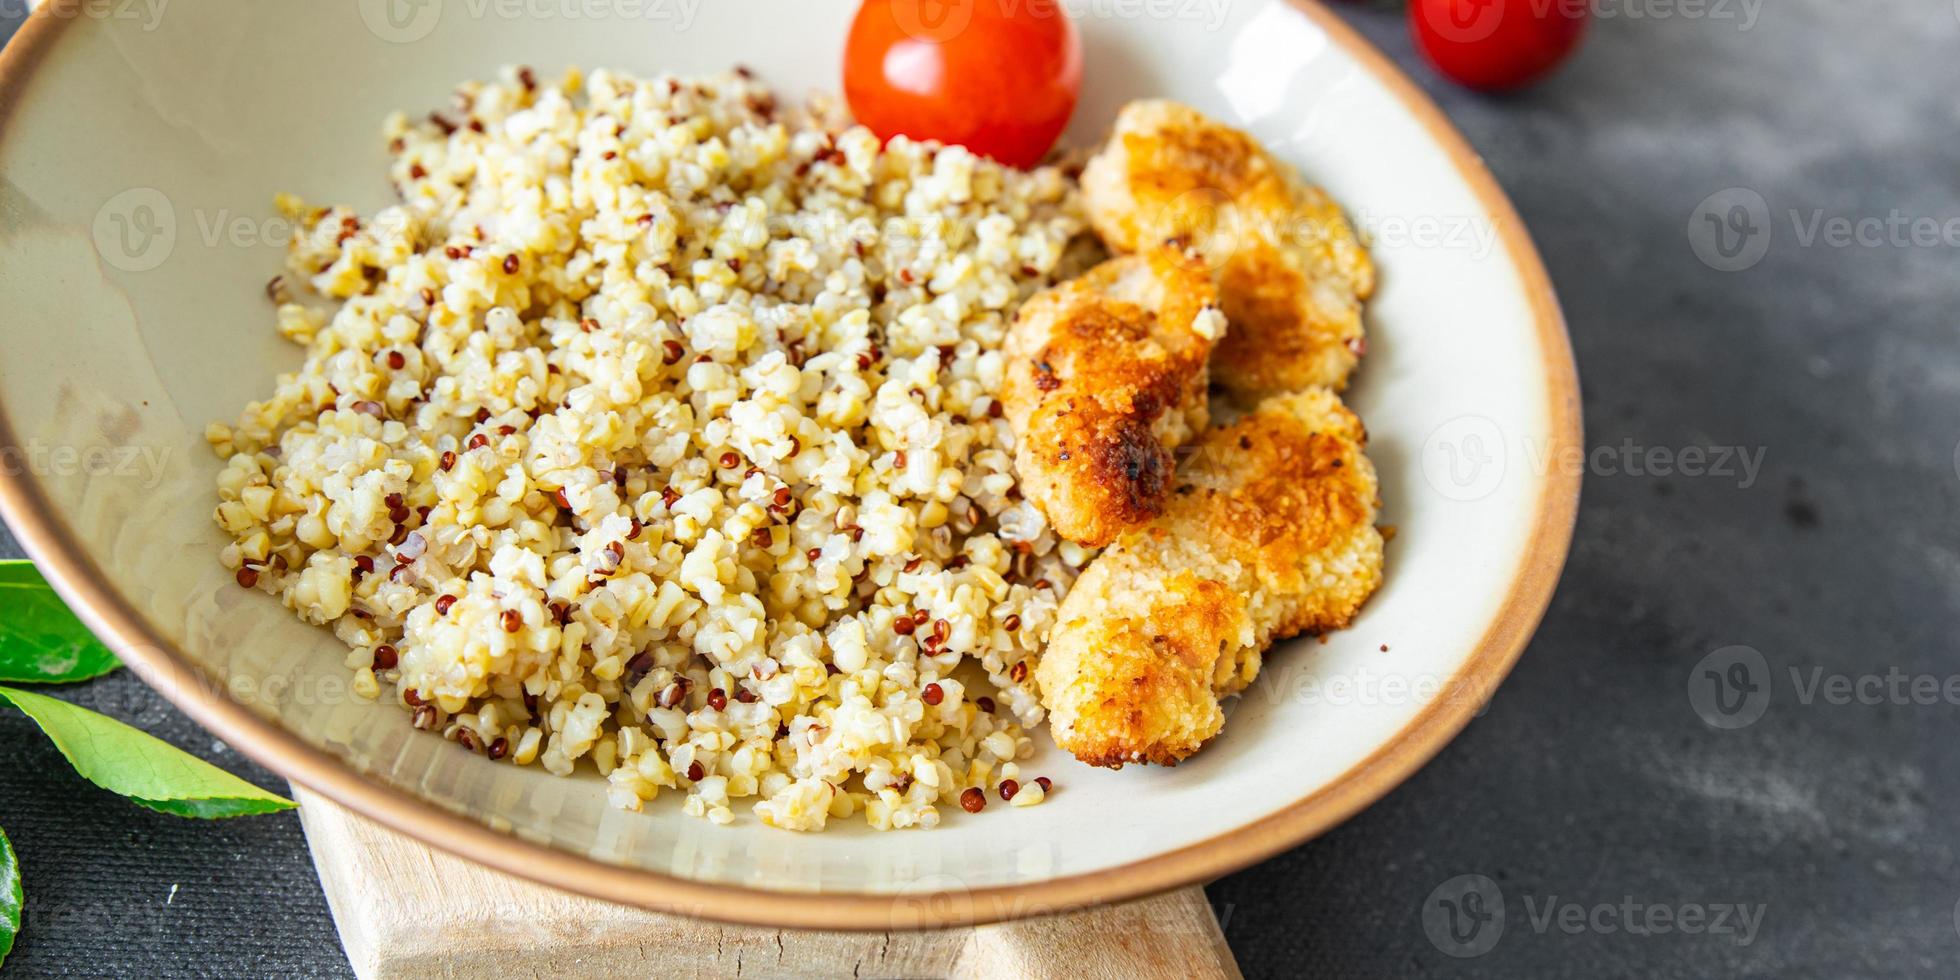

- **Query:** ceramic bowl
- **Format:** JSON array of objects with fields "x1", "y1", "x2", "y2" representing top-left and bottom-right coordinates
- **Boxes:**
[{"x1": 0, "y1": 0, "x2": 1578, "y2": 928}]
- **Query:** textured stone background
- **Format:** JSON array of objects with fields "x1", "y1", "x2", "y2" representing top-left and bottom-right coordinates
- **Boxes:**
[{"x1": 4, "y1": 1, "x2": 1957, "y2": 976}]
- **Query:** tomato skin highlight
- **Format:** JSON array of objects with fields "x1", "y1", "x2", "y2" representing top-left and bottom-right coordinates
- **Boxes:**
[
  {"x1": 844, "y1": 0, "x2": 1084, "y2": 169},
  {"x1": 1409, "y1": 0, "x2": 1589, "y2": 92}
]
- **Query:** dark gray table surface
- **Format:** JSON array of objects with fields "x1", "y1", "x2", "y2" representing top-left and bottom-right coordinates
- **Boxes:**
[{"x1": 4, "y1": 2, "x2": 1956, "y2": 977}]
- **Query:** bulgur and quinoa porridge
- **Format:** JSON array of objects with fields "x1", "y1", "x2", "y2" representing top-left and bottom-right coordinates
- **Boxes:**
[{"x1": 206, "y1": 66, "x2": 1097, "y2": 830}]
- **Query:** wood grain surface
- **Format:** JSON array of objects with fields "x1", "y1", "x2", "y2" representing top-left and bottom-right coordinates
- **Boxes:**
[{"x1": 295, "y1": 788, "x2": 1240, "y2": 980}]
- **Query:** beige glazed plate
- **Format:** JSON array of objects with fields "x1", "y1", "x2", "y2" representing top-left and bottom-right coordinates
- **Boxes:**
[{"x1": 0, "y1": 0, "x2": 1579, "y2": 929}]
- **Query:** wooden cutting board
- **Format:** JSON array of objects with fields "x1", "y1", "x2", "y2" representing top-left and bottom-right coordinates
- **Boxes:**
[{"x1": 294, "y1": 789, "x2": 1241, "y2": 979}]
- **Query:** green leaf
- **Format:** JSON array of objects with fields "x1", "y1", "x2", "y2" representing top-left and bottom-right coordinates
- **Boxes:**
[
  {"x1": 0, "y1": 560, "x2": 120, "y2": 684},
  {"x1": 0, "y1": 824, "x2": 18, "y2": 967},
  {"x1": 0, "y1": 686, "x2": 293, "y2": 818}
]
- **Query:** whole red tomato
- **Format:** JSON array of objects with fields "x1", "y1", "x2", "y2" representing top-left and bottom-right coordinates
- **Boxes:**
[
  {"x1": 844, "y1": 0, "x2": 1083, "y2": 169},
  {"x1": 1410, "y1": 0, "x2": 1589, "y2": 92}
]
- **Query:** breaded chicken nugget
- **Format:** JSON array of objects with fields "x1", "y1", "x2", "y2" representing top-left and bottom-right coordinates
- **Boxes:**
[
  {"x1": 1035, "y1": 388, "x2": 1384, "y2": 767},
  {"x1": 1002, "y1": 246, "x2": 1226, "y2": 547},
  {"x1": 1081, "y1": 100, "x2": 1375, "y2": 396}
]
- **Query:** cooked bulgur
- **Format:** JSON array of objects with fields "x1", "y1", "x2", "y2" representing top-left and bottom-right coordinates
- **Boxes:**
[{"x1": 207, "y1": 67, "x2": 1093, "y2": 831}]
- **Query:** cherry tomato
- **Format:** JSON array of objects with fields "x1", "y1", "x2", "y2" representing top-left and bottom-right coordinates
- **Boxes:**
[
  {"x1": 844, "y1": 0, "x2": 1083, "y2": 169},
  {"x1": 1410, "y1": 0, "x2": 1589, "y2": 92}
]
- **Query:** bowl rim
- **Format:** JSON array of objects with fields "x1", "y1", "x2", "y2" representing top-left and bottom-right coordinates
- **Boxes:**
[{"x1": 0, "y1": 0, "x2": 1581, "y2": 930}]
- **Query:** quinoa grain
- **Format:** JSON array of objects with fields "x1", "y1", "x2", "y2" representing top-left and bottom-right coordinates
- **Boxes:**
[{"x1": 210, "y1": 66, "x2": 1081, "y2": 831}]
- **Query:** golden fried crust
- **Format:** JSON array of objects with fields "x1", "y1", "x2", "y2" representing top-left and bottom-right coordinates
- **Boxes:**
[
  {"x1": 1081, "y1": 100, "x2": 1375, "y2": 395},
  {"x1": 1036, "y1": 389, "x2": 1385, "y2": 768},
  {"x1": 1080, "y1": 102, "x2": 1297, "y2": 254},
  {"x1": 1002, "y1": 248, "x2": 1224, "y2": 547}
]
